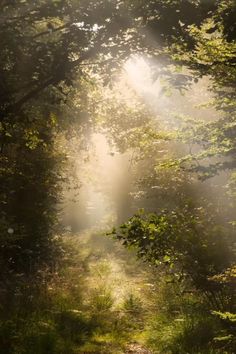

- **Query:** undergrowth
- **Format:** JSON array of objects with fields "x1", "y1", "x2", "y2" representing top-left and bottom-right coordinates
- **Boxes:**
[
  {"x1": 0, "y1": 231, "x2": 151, "y2": 354},
  {"x1": 143, "y1": 278, "x2": 235, "y2": 354},
  {"x1": 1, "y1": 231, "x2": 234, "y2": 353}
]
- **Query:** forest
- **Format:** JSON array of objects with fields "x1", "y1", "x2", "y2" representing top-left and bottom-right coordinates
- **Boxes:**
[{"x1": 0, "y1": 1, "x2": 236, "y2": 353}]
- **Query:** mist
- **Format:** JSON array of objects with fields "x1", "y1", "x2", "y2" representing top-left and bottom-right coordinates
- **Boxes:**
[
  {"x1": 1, "y1": 2, "x2": 235, "y2": 353},
  {"x1": 62, "y1": 56, "x2": 230, "y2": 235}
]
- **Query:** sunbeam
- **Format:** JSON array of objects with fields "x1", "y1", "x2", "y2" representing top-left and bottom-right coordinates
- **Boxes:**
[{"x1": 124, "y1": 56, "x2": 162, "y2": 100}]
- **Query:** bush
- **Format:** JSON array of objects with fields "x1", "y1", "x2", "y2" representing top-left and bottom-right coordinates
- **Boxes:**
[
  {"x1": 144, "y1": 279, "x2": 224, "y2": 354},
  {"x1": 122, "y1": 293, "x2": 143, "y2": 316}
]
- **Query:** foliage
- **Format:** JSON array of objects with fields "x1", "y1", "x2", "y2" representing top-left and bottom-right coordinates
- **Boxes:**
[
  {"x1": 144, "y1": 278, "x2": 224, "y2": 354},
  {"x1": 122, "y1": 293, "x2": 143, "y2": 316},
  {"x1": 1, "y1": 0, "x2": 236, "y2": 353},
  {"x1": 112, "y1": 207, "x2": 233, "y2": 295}
]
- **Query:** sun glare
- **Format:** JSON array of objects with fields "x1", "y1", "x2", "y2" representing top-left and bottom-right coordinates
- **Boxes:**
[
  {"x1": 124, "y1": 56, "x2": 164, "y2": 113},
  {"x1": 124, "y1": 56, "x2": 162, "y2": 100}
]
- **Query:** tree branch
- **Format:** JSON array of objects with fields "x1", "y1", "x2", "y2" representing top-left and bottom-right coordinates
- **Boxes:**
[{"x1": 0, "y1": 38, "x2": 104, "y2": 121}]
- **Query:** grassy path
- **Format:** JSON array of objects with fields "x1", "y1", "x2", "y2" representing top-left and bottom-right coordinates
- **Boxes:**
[
  {"x1": 56, "y1": 134, "x2": 157, "y2": 353},
  {"x1": 58, "y1": 228, "x2": 156, "y2": 353}
]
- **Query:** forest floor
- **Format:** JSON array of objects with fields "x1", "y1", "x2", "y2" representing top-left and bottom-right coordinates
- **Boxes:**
[{"x1": 58, "y1": 227, "x2": 157, "y2": 353}]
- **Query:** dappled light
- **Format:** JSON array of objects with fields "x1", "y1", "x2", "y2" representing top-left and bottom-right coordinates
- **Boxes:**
[{"x1": 1, "y1": 1, "x2": 236, "y2": 353}]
